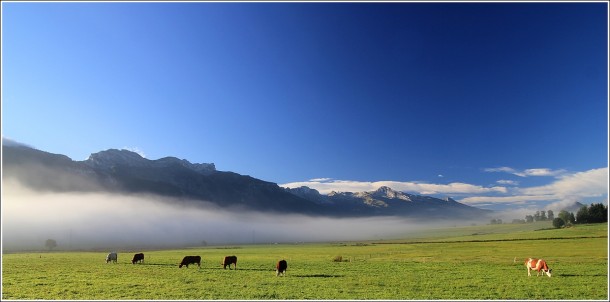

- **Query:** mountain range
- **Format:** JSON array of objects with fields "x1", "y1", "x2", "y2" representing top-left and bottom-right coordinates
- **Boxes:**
[{"x1": 2, "y1": 143, "x2": 492, "y2": 219}]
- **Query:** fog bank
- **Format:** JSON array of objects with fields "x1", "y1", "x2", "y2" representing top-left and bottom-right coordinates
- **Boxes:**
[{"x1": 3, "y1": 180, "x2": 476, "y2": 252}]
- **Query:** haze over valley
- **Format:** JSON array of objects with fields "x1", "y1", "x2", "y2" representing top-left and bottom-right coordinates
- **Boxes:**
[
  {"x1": 2, "y1": 142, "x2": 600, "y2": 251},
  {"x1": 2, "y1": 143, "x2": 496, "y2": 251},
  {"x1": 2, "y1": 2, "x2": 607, "y2": 252}
]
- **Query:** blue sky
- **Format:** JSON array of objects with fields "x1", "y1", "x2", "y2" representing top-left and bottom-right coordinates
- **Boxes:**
[{"x1": 2, "y1": 2, "x2": 608, "y2": 212}]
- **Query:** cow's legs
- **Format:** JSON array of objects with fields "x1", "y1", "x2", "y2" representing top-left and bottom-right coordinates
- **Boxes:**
[{"x1": 527, "y1": 267, "x2": 531, "y2": 276}]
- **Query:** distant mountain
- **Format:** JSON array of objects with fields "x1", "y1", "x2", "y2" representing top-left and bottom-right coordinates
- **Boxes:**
[
  {"x1": 285, "y1": 185, "x2": 491, "y2": 219},
  {"x1": 2, "y1": 144, "x2": 491, "y2": 219},
  {"x1": 2, "y1": 145, "x2": 323, "y2": 215}
]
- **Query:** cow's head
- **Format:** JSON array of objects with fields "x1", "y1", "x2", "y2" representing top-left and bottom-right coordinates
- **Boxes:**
[{"x1": 545, "y1": 268, "x2": 552, "y2": 277}]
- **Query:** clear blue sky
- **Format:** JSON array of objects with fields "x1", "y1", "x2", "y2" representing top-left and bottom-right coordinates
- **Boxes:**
[{"x1": 2, "y1": 2, "x2": 608, "y2": 211}]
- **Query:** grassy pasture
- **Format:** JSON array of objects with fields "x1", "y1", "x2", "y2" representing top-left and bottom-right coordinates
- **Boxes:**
[{"x1": 2, "y1": 222, "x2": 607, "y2": 300}]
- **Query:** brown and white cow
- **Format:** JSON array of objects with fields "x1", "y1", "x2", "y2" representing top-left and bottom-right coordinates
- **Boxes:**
[
  {"x1": 276, "y1": 260, "x2": 287, "y2": 276},
  {"x1": 222, "y1": 256, "x2": 237, "y2": 270},
  {"x1": 525, "y1": 258, "x2": 552, "y2": 277}
]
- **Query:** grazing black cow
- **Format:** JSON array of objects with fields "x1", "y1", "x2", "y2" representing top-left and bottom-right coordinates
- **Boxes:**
[
  {"x1": 106, "y1": 252, "x2": 118, "y2": 264},
  {"x1": 276, "y1": 260, "x2": 287, "y2": 276},
  {"x1": 222, "y1": 256, "x2": 237, "y2": 270},
  {"x1": 132, "y1": 253, "x2": 144, "y2": 264},
  {"x1": 179, "y1": 256, "x2": 201, "y2": 268}
]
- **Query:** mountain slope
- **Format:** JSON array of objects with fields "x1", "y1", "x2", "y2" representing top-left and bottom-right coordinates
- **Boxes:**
[
  {"x1": 2, "y1": 144, "x2": 491, "y2": 219},
  {"x1": 2, "y1": 145, "x2": 324, "y2": 215}
]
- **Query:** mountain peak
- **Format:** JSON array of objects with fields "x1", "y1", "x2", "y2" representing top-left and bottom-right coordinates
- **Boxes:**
[
  {"x1": 85, "y1": 149, "x2": 147, "y2": 169},
  {"x1": 372, "y1": 186, "x2": 398, "y2": 198},
  {"x1": 371, "y1": 186, "x2": 412, "y2": 202},
  {"x1": 84, "y1": 149, "x2": 216, "y2": 174}
]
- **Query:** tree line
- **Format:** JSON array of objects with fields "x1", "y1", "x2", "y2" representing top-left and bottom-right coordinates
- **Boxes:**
[
  {"x1": 494, "y1": 203, "x2": 608, "y2": 228},
  {"x1": 536, "y1": 203, "x2": 607, "y2": 228}
]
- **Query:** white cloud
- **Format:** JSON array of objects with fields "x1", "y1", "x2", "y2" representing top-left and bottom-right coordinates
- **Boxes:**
[
  {"x1": 281, "y1": 179, "x2": 507, "y2": 195},
  {"x1": 282, "y1": 168, "x2": 608, "y2": 211},
  {"x1": 543, "y1": 199, "x2": 584, "y2": 212},
  {"x1": 484, "y1": 167, "x2": 517, "y2": 174},
  {"x1": 521, "y1": 168, "x2": 567, "y2": 177},
  {"x1": 460, "y1": 194, "x2": 557, "y2": 205},
  {"x1": 461, "y1": 168, "x2": 608, "y2": 207},
  {"x1": 484, "y1": 166, "x2": 567, "y2": 178},
  {"x1": 496, "y1": 180, "x2": 519, "y2": 186},
  {"x1": 309, "y1": 178, "x2": 333, "y2": 182},
  {"x1": 518, "y1": 167, "x2": 608, "y2": 198}
]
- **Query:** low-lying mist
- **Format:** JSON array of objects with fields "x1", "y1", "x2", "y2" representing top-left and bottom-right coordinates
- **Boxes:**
[{"x1": 2, "y1": 180, "x2": 480, "y2": 252}]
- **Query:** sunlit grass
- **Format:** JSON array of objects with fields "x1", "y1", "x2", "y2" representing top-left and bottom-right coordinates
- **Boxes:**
[{"x1": 2, "y1": 223, "x2": 607, "y2": 299}]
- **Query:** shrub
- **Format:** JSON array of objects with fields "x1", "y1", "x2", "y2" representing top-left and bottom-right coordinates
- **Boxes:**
[{"x1": 552, "y1": 217, "x2": 565, "y2": 229}]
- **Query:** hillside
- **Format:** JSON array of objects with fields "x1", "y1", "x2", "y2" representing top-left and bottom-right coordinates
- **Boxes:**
[{"x1": 2, "y1": 144, "x2": 491, "y2": 219}]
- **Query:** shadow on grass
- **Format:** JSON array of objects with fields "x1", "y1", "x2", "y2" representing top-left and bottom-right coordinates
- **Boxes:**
[
  {"x1": 294, "y1": 274, "x2": 344, "y2": 278},
  {"x1": 558, "y1": 273, "x2": 607, "y2": 277},
  {"x1": 127, "y1": 263, "x2": 178, "y2": 267},
  {"x1": 202, "y1": 267, "x2": 271, "y2": 271}
]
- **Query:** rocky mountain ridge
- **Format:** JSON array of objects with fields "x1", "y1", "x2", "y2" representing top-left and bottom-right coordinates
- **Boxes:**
[
  {"x1": 85, "y1": 149, "x2": 216, "y2": 174},
  {"x1": 3, "y1": 143, "x2": 491, "y2": 219}
]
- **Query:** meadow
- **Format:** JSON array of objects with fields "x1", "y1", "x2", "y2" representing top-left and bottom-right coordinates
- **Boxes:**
[{"x1": 2, "y1": 222, "x2": 608, "y2": 300}]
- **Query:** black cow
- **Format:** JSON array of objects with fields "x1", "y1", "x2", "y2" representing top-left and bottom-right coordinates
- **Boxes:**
[
  {"x1": 179, "y1": 256, "x2": 201, "y2": 268},
  {"x1": 276, "y1": 260, "x2": 287, "y2": 276},
  {"x1": 222, "y1": 256, "x2": 237, "y2": 270},
  {"x1": 132, "y1": 253, "x2": 144, "y2": 264}
]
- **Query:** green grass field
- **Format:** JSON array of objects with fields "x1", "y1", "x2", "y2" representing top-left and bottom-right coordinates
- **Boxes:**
[{"x1": 2, "y1": 222, "x2": 608, "y2": 300}]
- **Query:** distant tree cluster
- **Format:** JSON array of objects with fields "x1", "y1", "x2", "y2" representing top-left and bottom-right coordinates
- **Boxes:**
[
  {"x1": 575, "y1": 203, "x2": 608, "y2": 224},
  {"x1": 527, "y1": 203, "x2": 608, "y2": 229},
  {"x1": 558, "y1": 210, "x2": 576, "y2": 225},
  {"x1": 490, "y1": 218, "x2": 503, "y2": 225},
  {"x1": 524, "y1": 210, "x2": 555, "y2": 223}
]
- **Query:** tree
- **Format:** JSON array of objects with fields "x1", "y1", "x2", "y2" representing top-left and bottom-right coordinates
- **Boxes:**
[
  {"x1": 588, "y1": 203, "x2": 608, "y2": 223},
  {"x1": 525, "y1": 215, "x2": 534, "y2": 223},
  {"x1": 569, "y1": 212, "x2": 576, "y2": 224},
  {"x1": 547, "y1": 210, "x2": 554, "y2": 221},
  {"x1": 576, "y1": 206, "x2": 590, "y2": 224},
  {"x1": 490, "y1": 218, "x2": 503, "y2": 224},
  {"x1": 558, "y1": 210, "x2": 571, "y2": 224},
  {"x1": 534, "y1": 211, "x2": 541, "y2": 221},
  {"x1": 552, "y1": 217, "x2": 565, "y2": 229},
  {"x1": 45, "y1": 239, "x2": 57, "y2": 251},
  {"x1": 540, "y1": 210, "x2": 547, "y2": 221}
]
